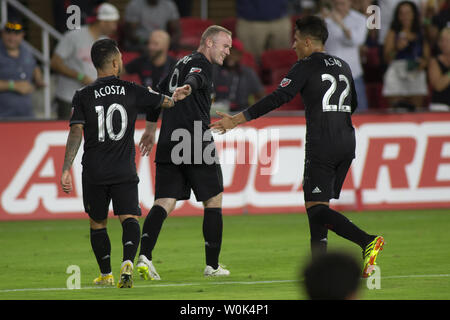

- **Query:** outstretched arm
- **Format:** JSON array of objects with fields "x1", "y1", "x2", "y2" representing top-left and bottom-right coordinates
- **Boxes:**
[
  {"x1": 61, "y1": 124, "x2": 83, "y2": 194},
  {"x1": 209, "y1": 111, "x2": 248, "y2": 134},
  {"x1": 172, "y1": 84, "x2": 192, "y2": 102}
]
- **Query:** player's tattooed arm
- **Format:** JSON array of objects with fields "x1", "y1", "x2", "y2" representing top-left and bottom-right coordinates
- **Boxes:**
[
  {"x1": 61, "y1": 124, "x2": 83, "y2": 194},
  {"x1": 62, "y1": 124, "x2": 83, "y2": 172}
]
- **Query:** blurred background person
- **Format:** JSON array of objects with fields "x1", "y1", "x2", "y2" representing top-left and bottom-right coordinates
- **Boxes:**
[
  {"x1": 428, "y1": 27, "x2": 450, "y2": 111},
  {"x1": 123, "y1": 0, "x2": 181, "y2": 52},
  {"x1": 377, "y1": 0, "x2": 424, "y2": 46},
  {"x1": 235, "y1": 0, "x2": 292, "y2": 62},
  {"x1": 382, "y1": 1, "x2": 430, "y2": 111},
  {"x1": 302, "y1": 251, "x2": 362, "y2": 300},
  {"x1": 0, "y1": 19, "x2": 44, "y2": 119},
  {"x1": 121, "y1": 30, "x2": 176, "y2": 114},
  {"x1": 51, "y1": 2, "x2": 120, "y2": 120},
  {"x1": 426, "y1": 0, "x2": 450, "y2": 55},
  {"x1": 324, "y1": 0, "x2": 369, "y2": 112},
  {"x1": 212, "y1": 38, "x2": 265, "y2": 114}
]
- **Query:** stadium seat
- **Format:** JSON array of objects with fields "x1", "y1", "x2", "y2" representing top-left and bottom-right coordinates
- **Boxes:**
[
  {"x1": 365, "y1": 82, "x2": 388, "y2": 109},
  {"x1": 240, "y1": 50, "x2": 258, "y2": 73},
  {"x1": 260, "y1": 49, "x2": 297, "y2": 85},
  {"x1": 221, "y1": 17, "x2": 237, "y2": 35},
  {"x1": 264, "y1": 84, "x2": 304, "y2": 111},
  {"x1": 179, "y1": 17, "x2": 214, "y2": 48},
  {"x1": 122, "y1": 51, "x2": 140, "y2": 66}
]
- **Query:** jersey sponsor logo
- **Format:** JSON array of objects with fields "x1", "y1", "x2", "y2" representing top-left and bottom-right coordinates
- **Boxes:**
[
  {"x1": 189, "y1": 67, "x2": 202, "y2": 74},
  {"x1": 280, "y1": 78, "x2": 291, "y2": 88}
]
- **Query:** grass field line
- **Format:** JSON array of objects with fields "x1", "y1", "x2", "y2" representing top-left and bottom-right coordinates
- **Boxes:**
[{"x1": 1, "y1": 274, "x2": 449, "y2": 294}]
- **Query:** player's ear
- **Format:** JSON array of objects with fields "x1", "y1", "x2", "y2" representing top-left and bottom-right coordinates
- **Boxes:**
[
  {"x1": 112, "y1": 55, "x2": 119, "y2": 69},
  {"x1": 206, "y1": 37, "x2": 214, "y2": 48}
]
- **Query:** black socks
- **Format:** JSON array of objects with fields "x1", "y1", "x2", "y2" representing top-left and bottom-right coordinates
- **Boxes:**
[
  {"x1": 306, "y1": 204, "x2": 374, "y2": 257},
  {"x1": 91, "y1": 217, "x2": 140, "y2": 275},
  {"x1": 121, "y1": 217, "x2": 140, "y2": 262},
  {"x1": 90, "y1": 228, "x2": 111, "y2": 274},
  {"x1": 139, "y1": 205, "x2": 168, "y2": 260},
  {"x1": 203, "y1": 208, "x2": 223, "y2": 269}
]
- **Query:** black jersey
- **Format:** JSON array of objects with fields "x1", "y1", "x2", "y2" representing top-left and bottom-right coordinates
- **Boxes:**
[
  {"x1": 148, "y1": 51, "x2": 216, "y2": 164},
  {"x1": 70, "y1": 75, "x2": 163, "y2": 184},
  {"x1": 243, "y1": 52, "x2": 357, "y2": 160}
]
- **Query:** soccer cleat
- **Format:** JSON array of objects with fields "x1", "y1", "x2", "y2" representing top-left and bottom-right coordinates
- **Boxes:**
[
  {"x1": 362, "y1": 236, "x2": 385, "y2": 278},
  {"x1": 136, "y1": 255, "x2": 161, "y2": 280},
  {"x1": 204, "y1": 264, "x2": 230, "y2": 277},
  {"x1": 93, "y1": 274, "x2": 115, "y2": 286},
  {"x1": 117, "y1": 261, "x2": 133, "y2": 288}
]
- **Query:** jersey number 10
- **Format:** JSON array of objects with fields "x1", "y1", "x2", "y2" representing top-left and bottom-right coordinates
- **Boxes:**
[{"x1": 95, "y1": 104, "x2": 128, "y2": 142}]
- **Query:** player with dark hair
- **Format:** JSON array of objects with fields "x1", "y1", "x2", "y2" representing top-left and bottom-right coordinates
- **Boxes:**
[
  {"x1": 210, "y1": 16, "x2": 384, "y2": 278},
  {"x1": 303, "y1": 251, "x2": 362, "y2": 300},
  {"x1": 137, "y1": 25, "x2": 232, "y2": 279},
  {"x1": 60, "y1": 38, "x2": 174, "y2": 288}
]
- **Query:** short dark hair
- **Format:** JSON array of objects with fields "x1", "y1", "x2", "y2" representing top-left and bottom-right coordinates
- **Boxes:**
[
  {"x1": 303, "y1": 252, "x2": 361, "y2": 300},
  {"x1": 90, "y1": 38, "x2": 119, "y2": 70},
  {"x1": 295, "y1": 15, "x2": 328, "y2": 44}
]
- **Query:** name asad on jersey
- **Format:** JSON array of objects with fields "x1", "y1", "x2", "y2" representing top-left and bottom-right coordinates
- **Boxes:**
[{"x1": 94, "y1": 85, "x2": 126, "y2": 99}]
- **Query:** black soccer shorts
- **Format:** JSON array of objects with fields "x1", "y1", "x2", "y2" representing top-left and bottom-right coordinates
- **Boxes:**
[
  {"x1": 82, "y1": 180, "x2": 141, "y2": 221},
  {"x1": 302, "y1": 157, "x2": 353, "y2": 202},
  {"x1": 154, "y1": 162, "x2": 224, "y2": 202}
]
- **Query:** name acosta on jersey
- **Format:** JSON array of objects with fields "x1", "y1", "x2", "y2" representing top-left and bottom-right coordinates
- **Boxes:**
[{"x1": 94, "y1": 85, "x2": 125, "y2": 99}]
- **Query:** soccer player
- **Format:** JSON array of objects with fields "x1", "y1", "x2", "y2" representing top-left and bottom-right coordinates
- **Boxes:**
[
  {"x1": 136, "y1": 25, "x2": 232, "y2": 279},
  {"x1": 209, "y1": 16, "x2": 384, "y2": 278},
  {"x1": 60, "y1": 39, "x2": 175, "y2": 288}
]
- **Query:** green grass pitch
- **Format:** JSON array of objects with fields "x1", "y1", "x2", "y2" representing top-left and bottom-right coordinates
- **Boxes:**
[{"x1": 0, "y1": 209, "x2": 449, "y2": 300}]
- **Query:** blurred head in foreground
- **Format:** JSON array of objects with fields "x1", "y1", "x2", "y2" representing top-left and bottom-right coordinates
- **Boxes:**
[{"x1": 302, "y1": 251, "x2": 361, "y2": 300}]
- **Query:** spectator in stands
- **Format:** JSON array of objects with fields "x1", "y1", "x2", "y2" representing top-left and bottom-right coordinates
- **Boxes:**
[
  {"x1": 123, "y1": 0, "x2": 181, "y2": 52},
  {"x1": 323, "y1": 0, "x2": 369, "y2": 111},
  {"x1": 377, "y1": 0, "x2": 424, "y2": 45},
  {"x1": 0, "y1": 19, "x2": 44, "y2": 119},
  {"x1": 236, "y1": 0, "x2": 292, "y2": 61},
  {"x1": 382, "y1": 1, "x2": 430, "y2": 111},
  {"x1": 428, "y1": 27, "x2": 450, "y2": 111},
  {"x1": 51, "y1": 2, "x2": 119, "y2": 120},
  {"x1": 211, "y1": 38, "x2": 265, "y2": 113},
  {"x1": 121, "y1": 30, "x2": 177, "y2": 114},
  {"x1": 426, "y1": 0, "x2": 450, "y2": 55},
  {"x1": 302, "y1": 251, "x2": 362, "y2": 300}
]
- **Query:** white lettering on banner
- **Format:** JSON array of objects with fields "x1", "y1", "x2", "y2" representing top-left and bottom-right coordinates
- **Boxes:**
[
  {"x1": 355, "y1": 122, "x2": 450, "y2": 204},
  {"x1": 2, "y1": 120, "x2": 450, "y2": 217},
  {"x1": 1, "y1": 132, "x2": 83, "y2": 214}
]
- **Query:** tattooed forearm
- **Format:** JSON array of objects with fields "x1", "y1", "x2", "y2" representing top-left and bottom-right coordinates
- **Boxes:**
[
  {"x1": 161, "y1": 95, "x2": 175, "y2": 108},
  {"x1": 62, "y1": 124, "x2": 83, "y2": 172}
]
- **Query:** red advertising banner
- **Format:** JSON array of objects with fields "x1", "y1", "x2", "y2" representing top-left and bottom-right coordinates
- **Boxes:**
[{"x1": 1, "y1": 113, "x2": 450, "y2": 221}]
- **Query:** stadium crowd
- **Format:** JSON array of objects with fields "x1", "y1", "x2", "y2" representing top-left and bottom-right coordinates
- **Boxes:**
[{"x1": 0, "y1": 0, "x2": 449, "y2": 120}]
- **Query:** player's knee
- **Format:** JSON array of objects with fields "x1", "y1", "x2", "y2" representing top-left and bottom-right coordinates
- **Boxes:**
[
  {"x1": 306, "y1": 204, "x2": 328, "y2": 223},
  {"x1": 203, "y1": 192, "x2": 222, "y2": 208},
  {"x1": 120, "y1": 216, "x2": 139, "y2": 226},
  {"x1": 89, "y1": 217, "x2": 107, "y2": 229},
  {"x1": 154, "y1": 198, "x2": 176, "y2": 214}
]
